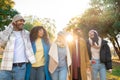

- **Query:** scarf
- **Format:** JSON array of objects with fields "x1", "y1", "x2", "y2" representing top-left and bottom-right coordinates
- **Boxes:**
[
  {"x1": 72, "y1": 39, "x2": 81, "y2": 79},
  {"x1": 88, "y1": 37, "x2": 101, "y2": 49}
]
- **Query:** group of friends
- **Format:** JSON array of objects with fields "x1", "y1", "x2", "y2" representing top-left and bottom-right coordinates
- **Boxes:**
[{"x1": 0, "y1": 14, "x2": 112, "y2": 80}]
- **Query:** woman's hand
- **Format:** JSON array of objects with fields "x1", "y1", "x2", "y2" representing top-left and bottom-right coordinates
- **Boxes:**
[{"x1": 108, "y1": 69, "x2": 112, "y2": 73}]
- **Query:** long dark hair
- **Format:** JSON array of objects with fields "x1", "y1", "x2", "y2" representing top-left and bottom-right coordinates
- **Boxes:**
[
  {"x1": 30, "y1": 26, "x2": 50, "y2": 44},
  {"x1": 91, "y1": 32, "x2": 99, "y2": 45}
]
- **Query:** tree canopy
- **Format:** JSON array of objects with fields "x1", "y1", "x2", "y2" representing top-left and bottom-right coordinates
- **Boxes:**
[
  {"x1": 24, "y1": 16, "x2": 57, "y2": 42},
  {"x1": 66, "y1": 0, "x2": 120, "y2": 59},
  {"x1": 0, "y1": 0, "x2": 18, "y2": 30}
]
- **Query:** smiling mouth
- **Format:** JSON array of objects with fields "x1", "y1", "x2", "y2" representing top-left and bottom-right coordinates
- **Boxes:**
[{"x1": 19, "y1": 24, "x2": 24, "y2": 27}]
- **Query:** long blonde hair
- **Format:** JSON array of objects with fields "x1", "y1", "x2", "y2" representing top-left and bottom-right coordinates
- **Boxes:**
[{"x1": 55, "y1": 31, "x2": 66, "y2": 47}]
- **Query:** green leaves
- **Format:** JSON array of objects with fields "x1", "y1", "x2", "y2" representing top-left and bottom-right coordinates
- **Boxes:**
[{"x1": 0, "y1": 0, "x2": 18, "y2": 30}]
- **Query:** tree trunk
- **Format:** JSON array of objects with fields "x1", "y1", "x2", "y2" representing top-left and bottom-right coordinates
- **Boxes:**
[
  {"x1": 114, "y1": 37, "x2": 120, "y2": 50},
  {"x1": 109, "y1": 37, "x2": 120, "y2": 60}
]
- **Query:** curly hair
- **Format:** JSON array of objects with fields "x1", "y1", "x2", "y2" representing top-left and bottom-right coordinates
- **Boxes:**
[{"x1": 30, "y1": 26, "x2": 50, "y2": 44}]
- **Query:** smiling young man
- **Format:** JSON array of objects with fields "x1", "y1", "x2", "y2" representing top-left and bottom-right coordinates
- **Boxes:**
[{"x1": 0, "y1": 14, "x2": 36, "y2": 80}]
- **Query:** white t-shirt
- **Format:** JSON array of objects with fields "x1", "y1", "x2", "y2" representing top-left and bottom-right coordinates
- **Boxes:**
[{"x1": 13, "y1": 31, "x2": 27, "y2": 63}]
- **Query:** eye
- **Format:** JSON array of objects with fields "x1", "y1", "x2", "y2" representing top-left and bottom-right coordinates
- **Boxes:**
[{"x1": 19, "y1": 19, "x2": 25, "y2": 22}]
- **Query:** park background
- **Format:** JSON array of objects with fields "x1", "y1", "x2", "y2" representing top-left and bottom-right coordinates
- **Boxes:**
[{"x1": 0, "y1": 0, "x2": 120, "y2": 80}]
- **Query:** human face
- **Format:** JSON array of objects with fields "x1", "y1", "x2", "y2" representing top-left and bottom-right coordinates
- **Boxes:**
[
  {"x1": 38, "y1": 29, "x2": 44, "y2": 38},
  {"x1": 14, "y1": 19, "x2": 25, "y2": 31},
  {"x1": 57, "y1": 35, "x2": 62, "y2": 41},
  {"x1": 76, "y1": 29, "x2": 82, "y2": 36},
  {"x1": 57, "y1": 34, "x2": 65, "y2": 43},
  {"x1": 89, "y1": 31, "x2": 94, "y2": 38}
]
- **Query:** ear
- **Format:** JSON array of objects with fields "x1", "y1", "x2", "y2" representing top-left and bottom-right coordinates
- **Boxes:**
[
  {"x1": 12, "y1": 22, "x2": 17, "y2": 26},
  {"x1": 12, "y1": 22, "x2": 15, "y2": 25}
]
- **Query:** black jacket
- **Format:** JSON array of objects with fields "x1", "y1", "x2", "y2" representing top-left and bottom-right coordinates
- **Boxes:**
[{"x1": 87, "y1": 40, "x2": 112, "y2": 70}]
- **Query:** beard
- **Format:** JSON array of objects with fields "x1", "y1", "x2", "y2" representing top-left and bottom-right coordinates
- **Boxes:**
[
  {"x1": 15, "y1": 24, "x2": 24, "y2": 31},
  {"x1": 75, "y1": 32, "x2": 81, "y2": 37}
]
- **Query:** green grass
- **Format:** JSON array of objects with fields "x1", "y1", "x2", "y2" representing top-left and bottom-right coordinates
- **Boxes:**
[
  {"x1": 107, "y1": 65, "x2": 120, "y2": 80},
  {"x1": 112, "y1": 66, "x2": 120, "y2": 76}
]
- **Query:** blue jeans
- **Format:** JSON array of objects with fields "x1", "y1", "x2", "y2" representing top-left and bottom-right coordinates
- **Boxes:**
[
  {"x1": 51, "y1": 66, "x2": 67, "y2": 80},
  {"x1": 0, "y1": 63, "x2": 26, "y2": 80},
  {"x1": 30, "y1": 66, "x2": 45, "y2": 80},
  {"x1": 91, "y1": 59, "x2": 106, "y2": 80}
]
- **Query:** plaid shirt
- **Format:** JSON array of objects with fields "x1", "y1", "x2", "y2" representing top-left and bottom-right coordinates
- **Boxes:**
[{"x1": 0, "y1": 24, "x2": 36, "y2": 70}]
